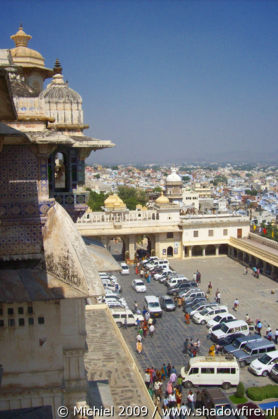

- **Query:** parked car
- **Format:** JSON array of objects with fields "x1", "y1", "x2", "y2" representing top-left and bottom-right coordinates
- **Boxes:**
[
  {"x1": 183, "y1": 299, "x2": 208, "y2": 314},
  {"x1": 182, "y1": 290, "x2": 206, "y2": 304},
  {"x1": 211, "y1": 320, "x2": 250, "y2": 342},
  {"x1": 223, "y1": 334, "x2": 263, "y2": 355},
  {"x1": 167, "y1": 281, "x2": 197, "y2": 295},
  {"x1": 249, "y1": 350, "x2": 278, "y2": 376},
  {"x1": 214, "y1": 333, "x2": 245, "y2": 348},
  {"x1": 233, "y1": 338, "x2": 276, "y2": 367},
  {"x1": 110, "y1": 308, "x2": 144, "y2": 327},
  {"x1": 200, "y1": 388, "x2": 238, "y2": 419},
  {"x1": 160, "y1": 295, "x2": 176, "y2": 311},
  {"x1": 132, "y1": 279, "x2": 146, "y2": 293},
  {"x1": 208, "y1": 318, "x2": 239, "y2": 336},
  {"x1": 120, "y1": 263, "x2": 130, "y2": 275},
  {"x1": 270, "y1": 363, "x2": 278, "y2": 382},
  {"x1": 186, "y1": 301, "x2": 217, "y2": 316},
  {"x1": 192, "y1": 306, "x2": 228, "y2": 325},
  {"x1": 207, "y1": 313, "x2": 236, "y2": 329}
]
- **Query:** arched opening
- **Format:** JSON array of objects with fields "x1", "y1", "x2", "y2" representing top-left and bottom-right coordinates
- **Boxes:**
[
  {"x1": 167, "y1": 246, "x2": 173, "y2": 257},
  {"x1": 206, "y1": 245, "x2": 216, "y2": 256},
  {"x1": 54, "y1": 152, "x2": 67, "y2": 190},
  {"x1": 192, "y1": 246, "x2": 202, "y2": 257},
  {"x1": 219, "y1": 244, "x2": 228, "y2": 255},
  {"x1": 136, "y1": 235, "x2": 150, "y2": 260}
]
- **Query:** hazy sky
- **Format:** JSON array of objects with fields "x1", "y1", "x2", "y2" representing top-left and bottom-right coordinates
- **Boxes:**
[{"x1": 2, "y1": 0, "x2": 278, "y2": 164}]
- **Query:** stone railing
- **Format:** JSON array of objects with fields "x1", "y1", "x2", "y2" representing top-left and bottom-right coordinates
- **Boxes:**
[
  {"x1": 77, "y1": 210, "x2": 159, "y2": 224},
  {"x1": 249, "y1": 232, "x2": 278, "y2": 251},
  {"x1": 180, "y1": 214, "x2": 250, "y2": 227}
]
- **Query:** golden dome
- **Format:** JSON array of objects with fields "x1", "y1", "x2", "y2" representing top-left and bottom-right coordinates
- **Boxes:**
[
  {"x1": 104, "y1": 194, "x2": 126, "y2": 210},
  {"x1": 155, "y1": 192, "x2": 170, "y2": 205},
  {"x1": 10, "y1": 25, "x2": 46, "y2": 69}
]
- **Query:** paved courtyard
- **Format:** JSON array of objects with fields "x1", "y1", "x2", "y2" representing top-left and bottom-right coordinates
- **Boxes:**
[{"x1": 115, "y1": 255, "x2": 278, "y2": 393}]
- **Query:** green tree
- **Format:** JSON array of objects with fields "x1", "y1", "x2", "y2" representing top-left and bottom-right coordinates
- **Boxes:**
[
  {"x1": 182, "y1": 176, "x2": 191, "y2": 182},
  {"x1": 213, "y1": 175, "x2": 228, "y2": 186},
  {"x1": 153, "y1": 186, "x2": 162, "y2": 193},
  {"x1": 87, "y1": 190, "x2": 108, "y2": 211},
  {"x1": 245, "y1": 189, "x2": 258, "y2": 196},
  {"x1": 118, "y1": 186, "x2": 147, "y2": 210}
]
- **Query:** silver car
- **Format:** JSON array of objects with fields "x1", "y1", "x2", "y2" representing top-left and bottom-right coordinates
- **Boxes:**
[{"x1": 160, "y1": 296, "x2": 176, "y2": 311}]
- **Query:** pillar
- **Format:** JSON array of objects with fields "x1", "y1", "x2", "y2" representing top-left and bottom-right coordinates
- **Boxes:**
[
  {"x1": 263, "y1": 261, "x2": 267, "y2": 275},
  {"x1": 188, "y1": 246, "x2": 192, "y2": 258},
  {"x1": 128, "y1": 235, "x2": 136, "y2": 261},
  {"x1": 215, "y1": 245, "x2": 219, "y2": 256},
  {"x1": 271, "y1": 265, "x2": 275, "y2": 279},
  {"x1": 202, "y1": 246, "x2": 206, "y2": 257}
]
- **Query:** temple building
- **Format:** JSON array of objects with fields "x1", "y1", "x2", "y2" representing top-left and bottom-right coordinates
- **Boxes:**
[
  {"x1": 165, "y1": 168, "x2": 183, "y2": 204},
  {"x1": 0, "y1": 26, "x2": 114, "y2": 417}
]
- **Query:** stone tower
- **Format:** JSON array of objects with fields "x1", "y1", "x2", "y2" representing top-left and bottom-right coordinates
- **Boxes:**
[{"x1": 0, "y1": 26, "x2": 113, "y2": 417}]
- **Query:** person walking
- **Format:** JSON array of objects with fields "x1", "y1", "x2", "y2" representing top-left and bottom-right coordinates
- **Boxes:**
[
  {"x1": 185, "y1": 312, "x2": 190, "y2": 324},
  {"x1": 144, "y1": 370, "x2": 151, "y2": 388},
  {"x1": 233, "y1": 298, "x2": 239, "y2": 311},
  {"x1": 207, "y1": 281, "x2": 212, "y2": 295},
  {"x1": 183, "y1": 338, "x2": 189, "y2": 355},
  {"x1": 244, "y1": 266, "x2": 248, "y2": 275},
  {"x1": 209, "y1": 344, "x2": 215, "y2": 357},
  {"x1": 149, "y1": 324, "x2": 155, "y2": 337},
  {"x1": 196, "y1": 270, "x2": 201, "y2": 284},
  {"x1": 256, "y1": 320, "x2": 262, "y2": 336},
  {"x1": 136, "y1": 340, "x2": 143, "y2": 354},
  {"x1": 187, "y1": 390, "x2": 195, "y2": 412},
  {"x1": 274, "y1": 328, "x2": 278, "y2": 344},
  {"x1": 167, "y1": 363, "x2": 172, "y2": 378}
]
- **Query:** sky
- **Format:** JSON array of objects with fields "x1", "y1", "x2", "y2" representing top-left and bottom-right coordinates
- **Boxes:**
[{"x1": 2, "y1": 0, "x2": 278, "y2": 164}]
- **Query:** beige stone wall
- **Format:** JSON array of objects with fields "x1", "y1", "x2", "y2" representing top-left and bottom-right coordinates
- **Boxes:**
[
  {"x1": 0, "y1": 298, "x2": 87, "y2": 418},
  {"x1": 154, "y1": 232, "x2": 182, "y2": 258}
]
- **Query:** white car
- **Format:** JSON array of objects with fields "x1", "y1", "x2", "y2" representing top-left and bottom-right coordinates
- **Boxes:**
[
  {"x1": 249, "y1": 350, "x2": 278, "y2": 376},
  {"x1": 207, "y1": 313, "x2": 236, "y2": 329},
  {"x1": 132, "y1": 279, "x2": 147, "y2": 293},
  {"x1": 104, "y1": 295, "x2": 128, "y2": 308},
  {"x1": 120, "y1": 263, "x2": 130, "y2": 275},
  {"x1": 192, "y1": 306, "x2": 228, "y2": 325}
]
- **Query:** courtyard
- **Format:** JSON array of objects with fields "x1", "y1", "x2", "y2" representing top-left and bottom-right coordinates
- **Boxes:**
[{"x1": 115, "y1": 255, "x2": 278, "y2": 392}]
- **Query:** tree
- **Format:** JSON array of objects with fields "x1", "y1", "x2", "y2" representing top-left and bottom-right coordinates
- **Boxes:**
[
  {"x1": 153, "y1": 186, "x2": 162, "y2": 193},
  {"x1": 118, "y1": 186, "x2": 147, "y2": 210},
  {"x1": 87, "y1": 190, "x2": 108, "y2": 211},
  {"x1": 235, "y1": 382, "x2": 245, "y2": 398},
  {"x1": 245, "y1": 189, "x2": 258, "y2": 196},
  {"x1": 182, "y1": 176, "x2": 191, "y2": 182},
  {"x1": 213, "y1": 175, "x2": 228, "y2": 186}
]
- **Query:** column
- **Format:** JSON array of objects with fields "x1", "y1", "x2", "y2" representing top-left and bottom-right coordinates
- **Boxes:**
[
  {"x1": 202, "y1": 246, "x2": 206, "y2": 257},
  {"x1": 215, "y1": 245, "x2": 219, "y2": 256},
  {"x1": 188, "y1": 246, "x2": 192, "y2": 258},
  {"x1": 128, "y1": 235, "x2": 136, "y2": 261},
  {"x1": 263, "y1": 261, "x2": 267, "y2": 275},
  {"x1": 271, "y1": 265, "x2": 275, "y2": 279}
]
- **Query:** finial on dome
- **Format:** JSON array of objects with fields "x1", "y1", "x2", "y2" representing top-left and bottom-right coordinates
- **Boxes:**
[
  {"x1": 53, "y1": 58, "x2": 63, "y2": 75},
  {"x1": 10, "y1": 25, "x2": 32, "y2": 48}
]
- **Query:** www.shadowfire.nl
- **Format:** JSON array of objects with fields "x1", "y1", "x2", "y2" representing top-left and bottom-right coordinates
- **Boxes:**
[{"x1": 160, "y1": 406, "x2": 276, "y2": 417}]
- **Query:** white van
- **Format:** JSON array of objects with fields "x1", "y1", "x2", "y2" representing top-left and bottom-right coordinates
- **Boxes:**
[
  {"x1": 211, "y1": 320, "x2": 249, "y2": 341},
  {"x1": 249, "y1": 350, "x2": 278, "y2": 376},
  {"x1": 181, "y1": 355, "x2": 240, "y2": 389},
  {"x1": 144, "y1": 295, "x2": 163, "y2": 318},
  {"x1": 192, "y1": 306, "x2": 228, "y2": 325},
  {"x1": 120, "y1": 263, "x2": 130, "y2": 275},
  {"x1": 167, "y1": 276, "x2": 189, "y2": 288},
  {"x1": 110, "y1": 308, "x2": 144, "y2": 327}
]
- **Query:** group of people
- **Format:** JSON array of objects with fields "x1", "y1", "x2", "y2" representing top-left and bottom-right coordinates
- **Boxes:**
[
  {"x1": 183, "y1": 337, "x2": 200, "y2": 357},
  {"x1": 135, "y1": 308, "x2": 157, "y2": 354},
  {"x1": 144, "y1": 364, "x2": 201, "y2": 418}
]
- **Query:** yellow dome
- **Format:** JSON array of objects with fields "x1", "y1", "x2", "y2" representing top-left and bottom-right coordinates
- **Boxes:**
[
  {"x1": 104, "y1": 194, "x2": 126, "y2": 210},
  {"x1": 155, "y1": 192, "x2": 170, "y2": 205},
  {"x1": 10, "y1": 25, "x2": 46, "y2": 69}
]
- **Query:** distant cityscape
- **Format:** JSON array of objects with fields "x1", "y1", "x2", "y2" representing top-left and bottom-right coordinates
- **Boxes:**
[{"x1": 85, "y1": 163, "x2": 278, "y2": 227}]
